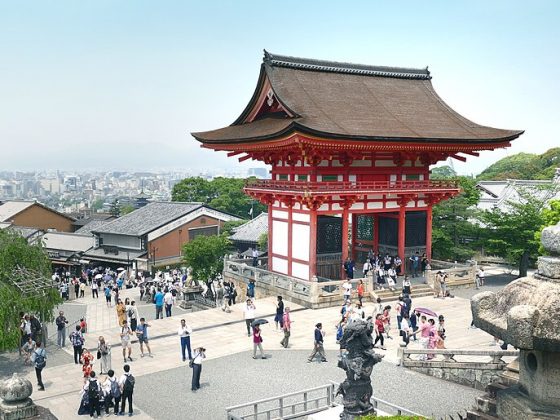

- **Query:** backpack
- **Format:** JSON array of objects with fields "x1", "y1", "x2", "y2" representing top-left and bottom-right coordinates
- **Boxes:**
[
  {"x1": 110, "y1": 378, "x2": 121, "y2": 398},
  {"x1": 34, "y1": 349, "x2": 46, "y2": 369},
  {"x1": 88, "y1": 380, "x2": 100, "y2": 401},
  {"x1": 127, "y1": 308, "x2": 134, "y2": 318},
  {"x1": 123, "y1": 374, "x2": 135, "y2": 393},
  {"x1": 71, "y1": 332, "x2": 83, "y2": 347}
]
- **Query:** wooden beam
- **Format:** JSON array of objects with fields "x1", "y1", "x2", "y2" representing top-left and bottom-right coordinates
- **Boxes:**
[
  {"x1": 238, "y1": 154, "x2": 252, "y2": 162},
  {"x1": 462, "y1": 151, "x2": 480, "y2": 157},
  {"x1": 227, "y1": 151, "x2": 243, "y2": 157},
  {"x1": 450, "y1": 154, "x2": 467, "y2": 162}
]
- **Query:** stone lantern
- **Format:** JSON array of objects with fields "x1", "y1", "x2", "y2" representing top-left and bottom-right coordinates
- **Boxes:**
[
  {"x1": 471, "y1": 222, "x2": 560, "y2": 419},
  {"x1": 0, "y1": 373, "x2": 37, "y2": 419}
]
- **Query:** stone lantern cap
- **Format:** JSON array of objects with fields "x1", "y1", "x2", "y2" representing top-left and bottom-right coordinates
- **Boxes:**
[{"x1": 471, "y1": 221, "x2": 560, "y2": 352}]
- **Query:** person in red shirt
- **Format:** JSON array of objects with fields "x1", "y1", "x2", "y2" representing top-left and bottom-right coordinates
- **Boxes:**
[
  {"x1": 252, "y1": 325, "x2": 265, "y2": 359},
  {"x1": 356, "y1": 280, "x2": 364, "y2": 306},
  {"x1": 373, "y1": 314, "x2": 386, "y2": 350}
]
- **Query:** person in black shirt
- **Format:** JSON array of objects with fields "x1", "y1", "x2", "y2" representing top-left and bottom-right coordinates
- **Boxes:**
[
  {"x1": 308, "y1": 323, "x2": 327, "y2": 362},
  {"x1": 274, "y1": 296, "x2": 284, "y2": 330}
]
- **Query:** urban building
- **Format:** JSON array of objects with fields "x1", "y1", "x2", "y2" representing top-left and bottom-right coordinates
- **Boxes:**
[{"x1": 0, "y1": 200, "x2": 75, "y2": 232}]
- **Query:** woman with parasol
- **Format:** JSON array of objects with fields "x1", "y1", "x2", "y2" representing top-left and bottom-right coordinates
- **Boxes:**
[{"x1": 251, "y1": 319, "x2": 267, "y2": 359}]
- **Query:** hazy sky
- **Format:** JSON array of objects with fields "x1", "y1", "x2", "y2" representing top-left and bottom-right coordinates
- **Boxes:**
[{"x1": 1, "y1": 1, "x2": 559, "y2": 175}]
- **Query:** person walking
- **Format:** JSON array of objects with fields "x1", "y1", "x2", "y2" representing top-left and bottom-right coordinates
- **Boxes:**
[
  {"x1": 402, "y1": 276, "x2": 412, "y2": 296},
  {"x1": 127, "y1": 300, "x2": 139, "y2": 332},
  {"x1": 104, "y1": 284, "x2": 112, "y2": 307},
  {"x1": 247, "y1": 279, "x2": 255, "y2": 299},
  {"x1": 55, "y1": 310, "x2": 68, "y2": 347},
  {"x1": 91, "y1": 280, "x2": 99, "y2": 299},
  {"x1": 119, "y1": 364, "x2": 135, "y2": 417},
  {"x1": 103, "y1": 369, "x2": 121, "y2": 416},
  {"x1": 97, "y1": 336, "x2": 111, "y2": 374},
  {"x1": 74, "y1": 278, "x2": 80, "y2": 299},
  {"x1": 252, "y1": 325, "x2": 266, "y2": 359},
  {"x1": 274, "y1": 296, "x2": 284, "y2": 331},
  {"x1": 373, "y1": 314, "x2": 386, "y2": 350},
  {"x1": 135, "y1": 318, "x2": 153, "y2": 358},
  {"x1": 32, "y1": 341, "x2": 46, "y2": 391},
  {"x1": 280, "y1": 307, "x2": 291, "y2": 348},
  {"x1": 191, "y1": 347, "x2": 206, "y2": 392},
  {"x1": 154, "y1": 289, "x2": 164, "y2": 319},
  {"x1": 476, "y1": 267, "x2": 485, "y2": 288},
  {"x1": 87, "y1": 371, "x2": 102, "y2": 418},
  {"x1": 116, "y1": 299, "x2": 126, "y2": 327},
  {"x1": 120, "y1": 322, "x2": 133, "y2": 363},
  {"x1": 356, "y1": 279, "x2": 364, "y2": 306},
  {"x1": 164, "y1": 288, "x2": 174, "y2": 317},
  {"x1": 243, "y1": 299, "x2": 256, "y2": 337},
  {"x1": 70, "y1": 325, "x2": 84, "y2": 364},
  {"x1": 308, "y1": 323, "x2": 327, "y2": 362},
  {"x1": 178, "y1": 319, "x2": 193, "y2": 361},
  {"x1": 342, "y1": 278, "x2": 352, "y2": 303}
]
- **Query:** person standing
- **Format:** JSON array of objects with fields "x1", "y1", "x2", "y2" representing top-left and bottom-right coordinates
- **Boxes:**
[
  {"x1": 440, "y1": 273, "x2": 448, "y2": 298},
  {"x1": 135, "y1": 318, "x2": 153, "y2": 358},
  {"x1": 222, "y1": 282, "x2": 231, "y2": 313},
  {"x1": 164, "y1": 288, "x2": 174, "y2": 317},
  {"x1": 119, "y1": 364, "x2": 135, "y2": 417},
  {"x1": 308, "y1": 323, "x2": 327, "y2": 362},
  {"x1": 104, "y1": 284, "x2": 112, "y2": 307},
  {"x1": 116, "y1": 299, "x2": 126, "y2": 327},
  {"x1": 280, "y1": 307, "x2": 291, "y2": 348},
  {"x1": 79, "y1": 281, "x2": 86, "y2": 298},
  {"x1": 409, "y1": 252, "x2": 420, "y2": 278},
  {"x1": 342, "y1": 279, "x2": 352, "y2": 303},
  {"x1": 252, "y1": 248, "x2": 259, "y2": 267},
  {"x1": 402, "y1": 276, "x2": 412, "y2": 296},
  {"x1": 243, "y1": 299, "x2": 256, "y2": 337},
  {"x1": 127, "y1": 301, "x2": 139, "y2": 332},
  {"x1": 91, "y1": 280, "x2": 99, "y2": 298},
  {"x1": 343, "y1": 257, "x2": 355, "y2": 279},
  {"x1": 55, "y1": 310, "x2": 68, "y2": 347},
  {"x1": 87, "y1": 371, "x2": 102, "y2": 418},
  {"x1": 70, "y1": 325, "x2": 84, "y2": 364},
  {"x1": 373, "y1": 314, "x2": 386, "y2": 350},
  {"x1": 154, "y1": 289, "x2": 164, "y2": 319},
  {"x1": 356, "y1": 279, "x2": 364, "y2": 306},
  {"x1": 274, "y1": 296, "x2": 284, "y2": 331},
  {"x1": 97, "y1": 336, "x2": 111, "y2": 374},
  {"x1": 74, "y1": 278, "x2": 80, "y2": 299},
  {"x1": 178, "y1": 319, "x2": 193, "y2": 361},
  {"x1": 120, "y1": 322, "x2": 133, "y2": 363},
  {"x1": 476, "y1": 267, "x2": 485, "y2": 288},
  {"x1": 32, "y1": 341, "x2": 46, "y2": 391},
  {"x1": 103, "y1": 369, "x2": 121, "y2": 416},
  {"x1": 252, "y1": 325, "x2": 266, "y2": 359},
  {"x1": 247, "y1": 279, "x2": 255, "y2": 299},
  {"x1": 191, "y1": 347, "x2": 206, "y2": 392},
  {"x1": 29, "y1": 315, "x2": 42, "y2": 343}
]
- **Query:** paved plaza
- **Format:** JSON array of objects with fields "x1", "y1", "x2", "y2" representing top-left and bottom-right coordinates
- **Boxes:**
[{"x1": 0, "y1": 273, "x2": 513, "y2": 419}]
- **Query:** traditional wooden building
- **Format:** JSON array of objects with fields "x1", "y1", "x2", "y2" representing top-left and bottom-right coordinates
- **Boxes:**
[
  {"x1": 0, "y1": 200, "x2": 75, "y2": 232},
  {"x1": 193, "y1": 52, "x2": 523, "y2": 281}
]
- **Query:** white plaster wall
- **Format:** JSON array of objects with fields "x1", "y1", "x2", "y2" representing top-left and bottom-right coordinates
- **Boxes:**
[
  {"x1": 332, "y1": 203, "x2": 342, "y2": 211},
  {"x1": 272, "y1": 220, "x2": 288, "y2": 256},
  {"x1": 318, "y1": 160, "x2": 329, "y2": 167},
  {"x1": 367, "y1": 202, "x2": 383, "y2": 209},
  {"x1": 367, "y1": 195, "x2": 383, "y2": 200},
  {"x1": 292, "y1": 223, "x2": 310, "y2": 262},
  {"x1": 292, "y1": 261, "x2": 309, "y2": 280},
  {"x1": 349, "y1": 175, "x2": 357, "y2": 182},
  {"x1": 350, "y1": 160, "x2": 372, "y2": 167},
  {"x1": 386, "y1": 201, "x2": 399, "y2": 209},
  {"x1": 319, "y1": 204, "x2": 329, "y2": 211},
  {"x1": 406, "y1": 201, "x2": 416, "y2": 208},
  {"x1": 272, "y1": 257, "x2": 288, "y2": 275},
  {"x1": 375, "y1": 160, "x2": 396, "y2": 167},
  {"x1": 272, "y1": 209, "x2": 288, "y2": 220},
  {"x1": 332, "y1": 160, "x2": 343, "y2": 167},
  {"x1": 351, "y1": 202, "x2": 365, "y2": 210},
  {"x1": 417, "y1": 200, "x2": 426, "y2": 207},
  {"x1": 292, "y1": 212, "x2": 310, "y2": 222}
]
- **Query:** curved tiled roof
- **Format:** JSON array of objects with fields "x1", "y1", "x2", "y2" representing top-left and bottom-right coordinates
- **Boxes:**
[{"x1": 192, "y1": 52, "x2": 523, "y2": 145}]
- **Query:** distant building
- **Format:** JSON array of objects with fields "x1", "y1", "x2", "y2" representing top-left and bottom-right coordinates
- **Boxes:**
[
  {"x1": 248, "y1": 168, "x2": 269, "y2": 179},
  {"x1": 229, "y1": 212, "x2": 268, "y2": 253},
  {"x1": 39, "y1": 232, "x2": 95, "y2": 272},
  {"x1": 84, "y1": 201, "x2": 239, "y2": 270},
  {"x1": 0, "y1": 200, "x2": 75, "y2": 232}
]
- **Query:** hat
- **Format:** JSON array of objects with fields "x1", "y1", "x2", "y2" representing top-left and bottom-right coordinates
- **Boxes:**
[{"x1": 438, "y1": 315, "x2": 445, "y2": 321}]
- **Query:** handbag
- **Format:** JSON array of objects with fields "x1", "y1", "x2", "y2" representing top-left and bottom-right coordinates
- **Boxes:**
[
  {"x1": 97, "y1": 351, "x2": 101, "y2": 359},
  {"x1": 188, "y1": 359, "x2": 194, "y2": 368}
]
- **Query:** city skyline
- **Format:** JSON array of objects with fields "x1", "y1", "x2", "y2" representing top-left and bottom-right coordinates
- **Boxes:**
[{"x1": 1, "y1": 1, "x2": 559, "y2": 175}]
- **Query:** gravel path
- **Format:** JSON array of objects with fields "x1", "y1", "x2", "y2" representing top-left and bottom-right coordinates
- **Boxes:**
[{"x1": 133, "y1": 350, "x2": 482, "y2": 419}]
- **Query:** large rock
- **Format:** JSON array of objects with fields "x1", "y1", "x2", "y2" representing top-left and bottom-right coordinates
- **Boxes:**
[
  {"x1": 538, "y1": 256, "x2": 560, "y2": 279},
  {"x1": 541, "y1": 222, "x2": 560, "y2": 256}
]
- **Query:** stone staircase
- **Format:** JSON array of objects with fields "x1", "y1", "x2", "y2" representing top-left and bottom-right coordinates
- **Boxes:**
[
  {"x1": 370, "y1": 283, "x2": 433, "y2": 302},
  {"x1": 466, "y1": 358, "x2": 519, "y2": 419}
]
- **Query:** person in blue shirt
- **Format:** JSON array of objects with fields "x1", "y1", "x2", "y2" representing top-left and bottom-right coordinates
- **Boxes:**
[
  {"x1": 104, "y1": 286, "x2": 112, "y2": 308},
  {"x1": 308, "y1": 323, "x2": 327, "y2": 363},
  {"x1": 154, "y1": 289, "x2": 164, "y2": 319},
  {"x1": 135, "y1": 318, "x2": 153, "y2": 357}
]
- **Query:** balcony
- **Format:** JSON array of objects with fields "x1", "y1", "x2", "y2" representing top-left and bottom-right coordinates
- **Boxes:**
[{"x1": 245, "y1": 179, "x2": 460, "y2": 196}]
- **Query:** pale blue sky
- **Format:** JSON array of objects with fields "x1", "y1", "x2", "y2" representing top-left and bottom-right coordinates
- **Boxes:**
[{"x1": 1, "y1": 1, "x2": 559, "y2": 175}]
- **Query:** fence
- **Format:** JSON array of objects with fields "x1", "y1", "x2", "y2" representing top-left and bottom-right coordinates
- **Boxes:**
[
  {"x1": 225, "y1": 381, "x2": 423, "y2": 419},
  {"x1": 426, "y1": 259, "x2": 477, "y2": 289}
]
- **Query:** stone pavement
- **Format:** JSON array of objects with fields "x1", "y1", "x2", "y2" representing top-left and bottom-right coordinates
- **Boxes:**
[{"x1": 8, "y1": 286, "x2": 504, "y2": 419}]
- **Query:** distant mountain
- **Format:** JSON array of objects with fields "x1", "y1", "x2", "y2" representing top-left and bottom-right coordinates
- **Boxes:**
[{"x1": 477, "y1": 148, "x2": 560, "y2": 180}]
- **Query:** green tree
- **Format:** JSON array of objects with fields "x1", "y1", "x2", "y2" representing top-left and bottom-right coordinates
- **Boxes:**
[
  {"x1": 221, "y1": 220, "x2": 247, "y2": 236},
  {"x1": 431, "y1": 165, "x2": 457, "y2": 179},
  {"x1": 182, "y1": 234, "x2": 231, "y2": 281},
  {"x1": 431, "y1": 176, "x2": 480, "y2": 261},
  {"x1": 478, "y1": 192, "x2": 545, "y2": 277},
  {"x1": 109, "y1": 199, "x2": 120, "y2": 217},
  {"x1": 536, "y1": 199, "x2": 560, "y2": 253},
  {"x1": 257, "y1": 232, "x2": 268, "y2": 251},
  {"x1": 91, "y1": 198, "x2": 104, "y2": 212},
  {"x1": 120, "y1": 204, "x2": 135, "y2": 215},
  {"x1": 0, "y1": 229, "x2": 62, "y2": 350}
]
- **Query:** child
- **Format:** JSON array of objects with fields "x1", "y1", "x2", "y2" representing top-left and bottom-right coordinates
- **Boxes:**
[{"x1": 79, "y1": 318, "x2": 87, "y2": 334}]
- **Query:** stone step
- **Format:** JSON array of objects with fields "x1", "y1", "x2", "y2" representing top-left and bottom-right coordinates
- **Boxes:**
[
  {"x1": 466, "y1": 409, "x2": 499, "y2": 420},
  {"x1": 498, "y1": 369, "x2": 519, "y2": 387},
  {"x1": 505, "y1": 358, "x2": 519, "y2": 374},
  {"x1": 476, "y1": 395, "x2": 497, "y2": 415},
  {"x1": 487, "y1": 381, "x2": 509, "y2": 398}
]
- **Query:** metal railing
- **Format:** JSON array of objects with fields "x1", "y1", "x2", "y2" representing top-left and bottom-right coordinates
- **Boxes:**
[{"x1": 225, "y1": 381, "x2": 424, "y2": 419}]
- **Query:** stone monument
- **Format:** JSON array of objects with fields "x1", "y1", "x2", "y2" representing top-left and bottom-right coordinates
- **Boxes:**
[
  {"x1": 0, "y1": 373, "x2": 37, "y2": 420},
  {"x1": 471, "y1": 221, "x2": 560, "y2": 419},
  {"x1": 336, "y1": 319, "x2": 383, "y2": 419}
]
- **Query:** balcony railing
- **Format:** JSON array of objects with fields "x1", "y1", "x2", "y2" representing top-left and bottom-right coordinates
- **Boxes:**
[{"x1": 245, "y1": 179, "x2": 459, "y2": 194}]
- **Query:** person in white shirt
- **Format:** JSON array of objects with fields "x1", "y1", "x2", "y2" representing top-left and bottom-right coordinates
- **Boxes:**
[
  {"x1": 178, "y1": 319, "x2": 193, "y2": 361},
  {"x1": 362, "y1": 260, "x2": 372, "y2": 278},
  {"x1": 243, "y1": 299, "x2": 256, "y2": 337},
  {"x1": 476, "y1": 267, "x2": 485, "y2": 288},
  {"x1": 191, "y1": 347, "x2": 206, "y2": 392},
  {"x1": 118, "y1": 364, "x2": 134, "y2": 416},
  {"x1": 342, "y1": 279, "x2": 352, "y2": 302},
  {"x1": 103, "y1": 369, "x2": 120, "y2": 416},
  {"x1": 164, "y1": 289, "x2": 174, "y2": 317}
]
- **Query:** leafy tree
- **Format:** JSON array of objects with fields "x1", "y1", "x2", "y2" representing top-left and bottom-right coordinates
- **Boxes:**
[
  {"x1": 431, "y1": 176, "x2": 481, "y2": 261},
  {"x1": 0, "y1": 229, "x2": 62, "y2": 350},
  {"x1": 91, "y1": 198, "x2": 104, "y2": 211},
  {"x1": 109, "y1": 199, "x2": 120, "y2": 217},
  {"x1": 182, "y1": 234, "x2": 231, "y2": 281},
  {"x1": 257, "y1": 232, "x2": 268, "y2": 251},
  {"x1": 172, "y1": 176, "x2": 266, "y2": 218},
  {"x1": 120, "y1": 204, "x2": 135, "y2": 215},
  {"x1": 477, "y1": 148, "x2": 560, "y2": 180},
  {"x1": 536, "y1": 199, "x2": 560, "y2": 253},
  {"x1": 221, "y1": 220, "x2": 247, "y2": 236},
  {"x1": 431, "y1": 165, "x2": 457, "y2": 179},
  {"x1": 478, "y1": 192, "x2": 545, "y2": 277}
]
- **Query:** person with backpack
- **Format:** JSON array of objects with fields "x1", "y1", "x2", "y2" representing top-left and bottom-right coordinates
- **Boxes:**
[
  {"x1": 87, "y1": 371, "x2": 102, "y2": 418},
  {"x1": 127, "y1": 301, "x2": 139, "y2": 332},
  {"x1": 69, "y1": 325, "x2": 84, "y2": 364},
  {"x1": 119, "y1": 364, "x2": 135, "y2": 416},
  {"x1": 103, "y1": 369, "x2": 121, "y2": 416},
  {"x1": 32, "y1": 341, "x2": 46, "y2": 391}
]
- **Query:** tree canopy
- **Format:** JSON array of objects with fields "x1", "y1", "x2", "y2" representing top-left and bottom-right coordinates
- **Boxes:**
[
  {"x1": 477, "y1": 148, "x2": 560, "y2": 180},
  {"x1": 172, "y1": 176, "x2": 266, "y2": 218},
  {"x1": 182, "y1": 234, "x2": 231, "y2": 282},
  {"x1": 0, "y1": 229, "x2": 61, "y2": 350}
]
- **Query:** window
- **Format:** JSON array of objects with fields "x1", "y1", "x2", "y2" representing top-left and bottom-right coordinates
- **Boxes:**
[
  {"x1": 406, "y1": 174, "x2": 420, "y2": 181},
  {"x1": 189, "y1": 226, "x2": 218, "y2": 240},
  {"x1": 297, "y1": 175, "x2": 308, "y2": 182},
  {"x1": 322, "y1": 175, "x2": 338, "y2": 182},
  {"x1": 278, "y1": 174, "x2": 289, "y2": 181}
]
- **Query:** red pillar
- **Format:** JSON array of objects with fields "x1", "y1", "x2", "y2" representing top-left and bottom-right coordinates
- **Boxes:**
[
  {"x1": 426, "y1": 205, "x2": 433, "y2": 261},
  {"x1": 309, "y1": 209, "x2": 317, "y2": 280},
  {"x1": 351, "y1": 214, "x2": 357, "y2": 261},
  {"x1": 373, "y1": 214, "x2": 379, "y2": 253},
  {"x1": 398, "y1": 205, "x2": 406, "y2": 274},
  {"x1": 341, "y1": 208, "x2": 349, "y2": 278}
]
